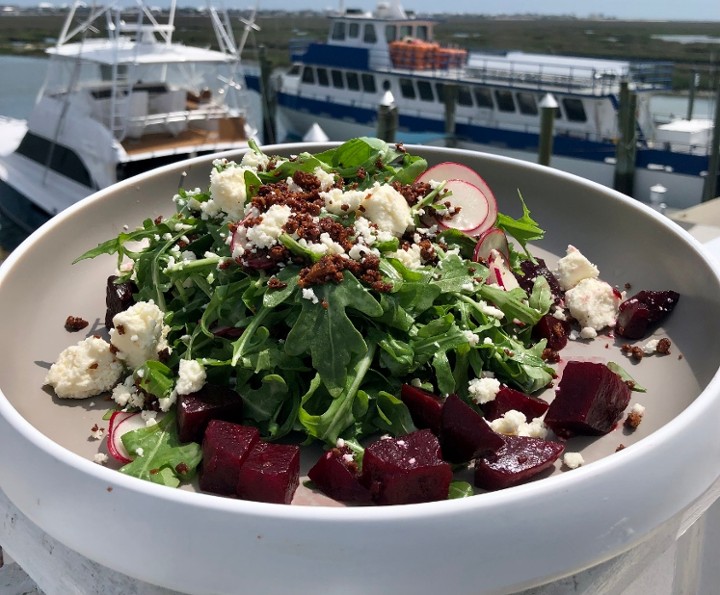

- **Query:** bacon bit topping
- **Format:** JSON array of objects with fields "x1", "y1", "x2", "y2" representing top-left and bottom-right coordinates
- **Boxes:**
[
  {"x1": 65, "y1": 316, "x2": 89, "y2": 332},
  {"x1": 656, "y1": 337, "x2": 672, "y2": 354},
  {"x1": 115, "y1": 324, "x2": 126, "y2": 336}
]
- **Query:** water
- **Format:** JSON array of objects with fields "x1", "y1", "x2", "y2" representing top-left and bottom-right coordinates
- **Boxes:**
[{"x1": 0, "y1": 55, "x2": 47, "y2": 119}]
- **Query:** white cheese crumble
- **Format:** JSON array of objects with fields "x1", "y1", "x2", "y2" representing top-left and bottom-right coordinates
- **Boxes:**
[
  {"x1": 112, "y1": 375, "x2": 145, "y2": 409},
  {"x1": 245, "y1": 203, "x2": 292, "y2": 249},
  {"x1": 489, "y1": 409, "x2": 527, "y2": 435},
  {"x1": 390, "y1": 244, "x2": 423, "y2": 270},
  {"x1": 361, "y1": 183, "x2": 413, "y2": 237},
  {"x1": 110, "y1": 300, "x2": 170, "y2": 369},
  {"x1": 302, "y1": 287, "x2": 320, "y2": 304},
  {"x1": 643, "y1": 339, "x2": 660, "y2": 354},
  {"x1": 209, "y1": 163, "x2": 252, "y2": 219},
  {"x1": 554, "y1": 245, "x2": 599, "y2": 290},
  {"x1": 462, "y1": 329, "x2": 480, "y2": 346},
  {"x1": 321, "y1": 187, "x2": 366, "y2": 215},
  {"x1": 45, "y1": 336, "x2": 124, "y2": 399},
  {"x1": 565, "y1": 278, "x2": 620, "y2": 332},
  {"x1": 93, "y1": 453, "x2": 109, "y2": 465},
  {"x1": 563, "y1": 452, "x2": 585, "y2": 469},
  {"x1": 468, "y1": 377, "x2": 501, "y2": 405},
  {"x1": 175, "y1": 359, "x2": 207, "y2": 396},
  {"x1": 630, "y1": 403, "x2": 646, "y2": 416}
]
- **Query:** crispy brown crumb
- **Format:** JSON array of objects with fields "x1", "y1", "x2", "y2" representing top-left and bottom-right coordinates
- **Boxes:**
[
  {"x1": 656, "y1": 337, "x2": 672, "y2": 354},
  {"x1": 65, "y1": 316, "x2": 89, "y2": 332},
  {"x1": 616, "y1": 444, "x2": 626, "y2": 452},
  {"x1": 621, "y1": 344, "x2": 644, "y2": 361},
  {"x1": 624, "y1": 409, "x2": 644, "y2": 430}
]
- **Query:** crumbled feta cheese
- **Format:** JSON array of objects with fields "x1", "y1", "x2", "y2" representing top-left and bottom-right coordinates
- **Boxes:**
[
  {"x1": 490, "y1": 409, "x2": 527, "y2": 435},
  {"x1": 479, "y1": 300, "x2": 505, "y2": 320},
  {"x1": 89, "y1": 424, "x2": 105, "y2": 440},
  {"x1": 110, "y1": 300, "x2": 170, "y2": 369},
  {"x1": 468, "y1": 376, "x2": 501, "y2": 405},
  {"x1": 93, "y1": 453, "x2": 109, "y2": 465},
  {"x1": 518, "y1": 417, "x2": 549, "y2": 439},
  {"x1": 631, "y1": 403, "x2": 646, "y2": 416},
  {"x1": 240, "y1": 150, "x2": 271, "y2": 170},
  {"x1": 140, "y1": 410, "x2": 158, "y2": 426},
  {"x1": 209, "y1": 164, "x2": 252, "y2": 219},
  {"x1": 314, "y1": 167, "x2": 336, "y2": 191},
  {"x1": 321, "y1": 187, "x2": 367, "y2": 215},
  {"x1": 390, "y1": 243, "x2": 423, "y2": 270},
  {"x1": 175, "y1": 359, "x2": 207, "y2": 396},
  {"x1": 579, "y1": 326, "x2": 598, "y2": 340},
  {"x1": 563, "y1": 452, "x2": 585, "y2": 469},
  {"x1": 112, "y1": 375, "x2": 145, "y2": 409},
  {"x1": 554, "y1": 245, "x2": 599, "y2": 290},
  {"x1": 643, "y1": 339, "x2": 660, "y2": 354},
  {"x1": 462, "y1": 329, "x2": 480, "y2": 346},
  {"x1": 361, "y1": 183, "x2": 413, "y2": 237},
  {"x1": 302, "y1": 287, "x2": 320, "y2": 304},
  {"x1": 245, "y1": 203, "x2": 292, "y2": 249},
  {"x1": 45, "y1": 336, "x2": 124, "y2": 399},
  {"x1": 135, "y1": 447, "x2": 145, "y2": 458},
  {"x1": 565, "y1": 278, "x2": 621, "y2": 331}
]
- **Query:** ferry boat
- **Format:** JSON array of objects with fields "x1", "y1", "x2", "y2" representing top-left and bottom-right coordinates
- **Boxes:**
[
  {"x1": 263, "y1": 0, "x2": 717, "y2": 209},
  {"x1": 0, "y1": 0, "x2": 258, "y2": 251}
]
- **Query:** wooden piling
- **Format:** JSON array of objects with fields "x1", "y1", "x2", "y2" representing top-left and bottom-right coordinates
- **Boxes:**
[{"x1": 613, "y1": 80, "x2": 637, "y2": 197}]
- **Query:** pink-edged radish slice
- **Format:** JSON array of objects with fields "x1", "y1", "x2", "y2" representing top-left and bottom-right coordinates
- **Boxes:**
[
  {"x1": 107, "y1": 410, "x2": 146, "y2": 464},
  {"x1": 473, "y1": 227, "x2": 510, "y2": 263},
  {"x1": 434, "y1": 179, "x2": 497, "y2": 237},
  {"x1": 417, "y1": 162, "x2": 490, "y2": 194},
  {"x1": 487, "y1": 249, "x2": 520, "y2": 291}
]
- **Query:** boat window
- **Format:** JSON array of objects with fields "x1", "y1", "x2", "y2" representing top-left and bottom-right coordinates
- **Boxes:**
[
  {"x1": 399, "y1": 78, "x2": 416, "y2": 99},
  {"x1": 562, "y1": 98, "x2": 587, "y2": 122},
  {"x1": 361, "y1": 73, "x2": 377, "y2": 93},
  {"x1": 457, "y1": 86, "x2": 473, "y2": 107},
  {"x1": 287, "y1": 64, "x2": 302, "y2": 77},
  {"x1": 317, "y1": 68, "x2": 330, "y2": 87},
  {"x1": 385, "y1": 25, "x2": 397, "y2": 43},
  {"x1": 416, "y1": 25, "x2": 429, "y2": 41},
  {"x1": 473, "y1": 87, "x2": 493, "y2": 108},
  {"x1": 331, "y1": 69, "x2": 344, "y2": 88},
  {"x1": 435, "y1": 82, "x2": 445, "y2": 102},
  {"x1": 364, "y1": 24, "x2": 377, "y2": 43},
  {"x1": 301, "y1": 67, "x2": 315, "y2": 85},
  {"x1": 16, "y1": 132, "x2": 94, "y2": 189},
  {"x1": 349, "y1": 23, "x2": 360, "y2": 38},
  {"x1": 516, "y1": 92, "x2": 538, "y2": 115},
  {"x1": 417, "y1": 80, "x2": 434, "y2": 102},
  {"x1": 331, "y1": 21, "x2": 346, "y2": 41},
  {"x1": 400, "y1": 25, "x2": 412, "y2": 39},
  {"x1": 494, "y1": 89, "x2": 516, "y2": 112},
  {"x1": 346, "y1": 71, "x2": 360, "y2": 91}
]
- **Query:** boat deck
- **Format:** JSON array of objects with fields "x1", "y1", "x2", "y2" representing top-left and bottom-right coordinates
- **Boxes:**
[{"x1": 120, "y1": 117, "x2": 248, "y2": 160}]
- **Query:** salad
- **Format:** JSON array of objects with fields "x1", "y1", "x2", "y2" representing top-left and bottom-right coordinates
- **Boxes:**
[{"x1": 45, "y1": 137, "x2": 670, "y2": 503}]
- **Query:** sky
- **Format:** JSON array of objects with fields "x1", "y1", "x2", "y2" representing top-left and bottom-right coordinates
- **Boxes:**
[{"x1": 10, "y1": 0, "x2": 720, "y2": 20}]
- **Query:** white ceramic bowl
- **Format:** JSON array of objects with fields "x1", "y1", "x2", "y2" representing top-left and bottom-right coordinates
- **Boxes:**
[{"x1": 1, "y1": 144, "x2": 720, "y2": 594}]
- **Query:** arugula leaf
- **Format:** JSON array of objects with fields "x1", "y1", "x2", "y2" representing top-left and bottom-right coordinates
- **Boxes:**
[
  {"x1": 120, "y1": 412, "x2": 202, "y2": 488},
  {"x1": 495, "y1": 191, "x2": 544, "y2": 255}
]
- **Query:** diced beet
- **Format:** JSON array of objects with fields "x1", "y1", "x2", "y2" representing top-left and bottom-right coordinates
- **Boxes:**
[
  {"x1": 176, "y1": 385, "x2": 244, "y2": 443},
  {"x1": 483, "y1": 386, "x2": 550, "y2": 422},
  {"x1": 236, "y1": 442, "x2": 300, "y2": 504},
  {"x1": 439, "y1": 394, "x2": 504, "y2": 464},
  {"x1": 400, "y1": 384, "x2": 444, "y2": 435},
  {"x1": 307, "y1": 446, "x2": 372, "y2": 504},
  {"x1": 615, "y1": 290, "x2": 680, "y2": 339},
  {"x1": 361, "y1": 429, "x2": 452, "y2": 505},
  {"x1": 199, "y1": 421, "x2": 260, "y2": 496},
  {"x1": 544, "y1": 361, "x2": 631, "y2": 439},
  {"x1": 105, "y1": 275, "x2": 137, "y2": 329},
  {"x1": 474, "y1": 434, "x2": 565, "y2": 490},
  {"x1": 532, "y1": 313, "x2": 572, "y2": 351},
  {"x1": 515, "y1": 258, "x2": 564, "y2": 304}
]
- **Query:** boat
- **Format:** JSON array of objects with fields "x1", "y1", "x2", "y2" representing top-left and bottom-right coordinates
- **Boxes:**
[
  {"x1": 0, "y1": 0, "x2": 259, "y2": 251},
  {"x1": 261, "y1": 0, "x2": 718, "y2": 209}
]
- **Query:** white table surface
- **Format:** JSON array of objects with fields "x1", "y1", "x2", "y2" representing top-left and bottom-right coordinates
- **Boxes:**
[{"x1": 2, "y1": 216, "x2": 720, "y2": 595}]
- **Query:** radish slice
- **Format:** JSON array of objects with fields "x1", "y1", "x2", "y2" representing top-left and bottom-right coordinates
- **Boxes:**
[
  {"x1": 417, "y1": 162, "x2": 490, "y2": 193},
  {"x1": 434, "y1": 179, "x2": 496, "y2": 237},
  {"x1": 107, "y1": 410, "x2": 147, "y2": 464},
  {"x1": 473, "y1": 227, "x2": 510, "y2": 263},
  {"x1": 487, "y1": 249, "x2": 520, "y2": 291}
]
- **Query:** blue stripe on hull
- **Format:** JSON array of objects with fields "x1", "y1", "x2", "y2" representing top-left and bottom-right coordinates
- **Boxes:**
[{"x1": 276, "y1": 92, "x2": 709, "y2": 177}]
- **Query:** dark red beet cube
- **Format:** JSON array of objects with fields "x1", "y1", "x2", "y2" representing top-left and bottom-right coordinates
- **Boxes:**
[
  {"x1": 176, "y1": 384, "x2": 244, "y2": 443},
  {"x1": 615, "y1": 290, "x2": 680, "y2": 339},
  {"x1": 308, "y1": 446, "x2": 372, "y2": 504},
  {"x1": 440, "y1": 394, "x2": 504, "y2": 464},
  {"x1": 361, "y1": 429, "x2": 452, "y2": 505},
  {"x1": 199, "y1": 421, "x2": 260, "y2": 496},
  {"x1": 236, "y1": 442, "x2": 300, "y2": 504},
  {"x1": 483, "y1": 386, "x2": 550, "y2": 422},
  {"x1": 400, "y1": 384, "x2": 444, "y2": 435},
  {"x1": 532, "y1": 314, "x2": 571, "y2": 351},
  {"x1": 105, "y1": 275, "x2": 137, "y2": 329},
  {"x1": 516, "y1": 258, "x2": 564, "y2": 305},
  {"x1": 545, "y1": 361, "x2": 631, "y2": 439},
  {"x1": 474, "y1": 434, "x2": 565, "y2": 490}
]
